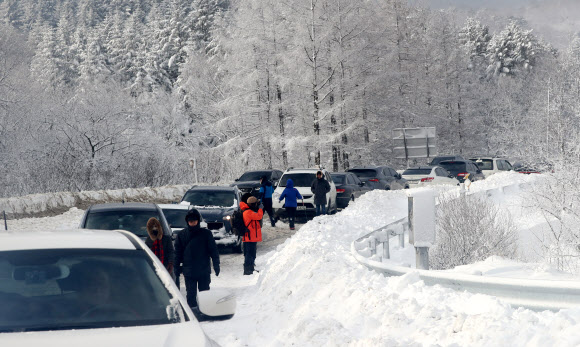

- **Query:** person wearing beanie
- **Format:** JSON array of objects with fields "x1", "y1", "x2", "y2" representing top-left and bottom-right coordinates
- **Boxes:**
[
  {"x1": 259, "y1": 175, "x2": 276, "y2": 227},
  {"x1": 145, "y1": 217, "x2": 175, "y2": 279},
  {"x1": 174, "y1": 208, "x2": 220, "y2": 308},
  {"x1": 241, "y1": 196, "x2": 263, "y2": 275},
  {"x1": 311, "y1": 170, "x2": 330, "y2": 216}
]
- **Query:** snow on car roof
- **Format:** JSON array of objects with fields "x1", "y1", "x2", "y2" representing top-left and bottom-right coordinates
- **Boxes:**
[
  {"x1": 158, "y1": 203, "x2": 192, "y2": 210},
  {"x1": 0, "y1": 229, "x2": 137, "y2": 251}
]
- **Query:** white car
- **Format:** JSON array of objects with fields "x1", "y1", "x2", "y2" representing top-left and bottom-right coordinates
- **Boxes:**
[
  {"x1": 0, "y1": 229, "x2": 234, "y2": 346},
  {"x1": 469, "y1": 157, "x2": 513, "y2": 178},
  {"x1": 272, "y1": 168, "x2": 338, "y2": 218},
  {"x1": 402, "y1": 166, "x2": 459, "y2": 187}
]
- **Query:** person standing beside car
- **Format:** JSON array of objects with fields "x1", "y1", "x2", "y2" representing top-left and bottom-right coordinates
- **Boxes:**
[
  {"x1": 277, "y1": 178, "x2": 303, "y2": 230},
  {"x1": 311, "y1": 171, "x2": 331, "y2": 216},
  {"x1": 241, "y1": 196, "x2": 263, "y2": 275},
  {"x1": 145, "y1": 217, "x2": 175, "y2": 280},
  {"x1": 174, "y1": 209, "x2": 220, "y2": 308},
  {"x1": 259, "y1": 176, "x2": 277, "y2": 227}
]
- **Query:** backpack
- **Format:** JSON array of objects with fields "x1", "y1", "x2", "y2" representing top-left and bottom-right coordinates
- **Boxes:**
[{"x1": 231, "y1": 210, "x2": 250, "y2": 236}]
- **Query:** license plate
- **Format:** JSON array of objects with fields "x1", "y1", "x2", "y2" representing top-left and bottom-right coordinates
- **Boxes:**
[{"x1": 297, "y1": 206, "x2": 306, "y2": 210}]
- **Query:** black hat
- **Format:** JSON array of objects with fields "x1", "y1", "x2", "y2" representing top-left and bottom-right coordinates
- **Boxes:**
[
  {"x1": 185, "y1": 208, "x2": 201, "y2": 223},
  {"x1": 241, "y1": 192, "x2": 253, "y2": 204}
]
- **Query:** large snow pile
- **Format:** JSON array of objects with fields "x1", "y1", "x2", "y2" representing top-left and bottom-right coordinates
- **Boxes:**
[
  {"x1": 0, "y1": 185, "x2": 191, "y2": 218},
  {"x1": 204, "y1": 173, "x2": 580, "y2": 346}
]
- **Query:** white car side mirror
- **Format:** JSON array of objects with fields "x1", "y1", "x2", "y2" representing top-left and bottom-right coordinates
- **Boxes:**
[{"x1": 197, "y1": 289, "x2": 236, "y2": 320}]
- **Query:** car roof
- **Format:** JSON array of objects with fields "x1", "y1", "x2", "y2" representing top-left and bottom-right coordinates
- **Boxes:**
[
  {"x1": 283, "y1": 168, "x2": 328, "y2": 173},
  {"x1": 331, "y1": 172, "x2": 350, "y2": 176},
  {"x1": 405, "y1": 166, "x2": 436, "y2": 170},
  {"x1": 470, "y1": 156, "x2": 505, "y2": 160},
  {"x1": 0, "y1": 229, "x2": 138, "y2": 251},
  {"x1": 158, "y1": 203, "x2": 192, "y2": 210},
  {"x1": 348, "y1": 166, "x2": 381, "y2": 170},
  {"x1": 88, "y1": 202, "x2": 159, "y2": 212},
  {"x1": 242, "y1": 169, "x2": 279, "y2": 173},
  {"x1": 186, "y1": 185, "x2": 237, "y2": 192},
  {"x1": 439, "y1": 160, "x2": 470, "y2": 164}
]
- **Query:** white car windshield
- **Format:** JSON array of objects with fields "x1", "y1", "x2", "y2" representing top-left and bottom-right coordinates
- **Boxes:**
[{"x1": 0, "y1": 249, "x2": 185, "y2": 333}]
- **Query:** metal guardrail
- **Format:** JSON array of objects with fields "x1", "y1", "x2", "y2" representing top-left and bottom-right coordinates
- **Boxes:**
[{"x1": 351, "y1": 180, "x2": 580, "y2": 311}]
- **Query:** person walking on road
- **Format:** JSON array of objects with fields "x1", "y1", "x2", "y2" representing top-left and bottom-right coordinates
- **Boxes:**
[
  {"x1": 241, "y1": 196, "x2": 263, "y2": 275},
  {"x1": 145, "y1": 217, "x2": 175, "y2": 280},
  {"x1": 174, "y1": 208, "x2": 220, "y2": 308},
  {"x1": 311, "y1": 170, "x2": 330, "y2": 216},
  {"x1": 259, "y1": 175, "x2": 276, "y2": 227},
  {"x1": 278, "y1": 178, "x2": 303, "y2": 230}
]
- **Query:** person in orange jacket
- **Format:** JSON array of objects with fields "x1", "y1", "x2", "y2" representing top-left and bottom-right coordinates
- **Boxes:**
[{"x1": 241, "y1": 196, "x2": 263, "y2": 275}]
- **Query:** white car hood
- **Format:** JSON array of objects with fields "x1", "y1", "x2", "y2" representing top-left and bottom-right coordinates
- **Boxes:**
[{"x1": 0, "y1": 322, "x2": 214, "y2": 347}]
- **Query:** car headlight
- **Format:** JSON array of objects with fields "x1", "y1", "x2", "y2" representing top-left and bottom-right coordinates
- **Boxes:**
[{"x1": 223, "y1": 215, "x2": 231, "y2": 221}]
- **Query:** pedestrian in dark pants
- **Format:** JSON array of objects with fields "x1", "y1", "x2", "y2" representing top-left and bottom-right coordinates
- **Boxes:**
[
  {"x1": 278, "y1": 178, "x2": 303, "y2": 230},
  {"x1": 259, "y1": 176, "x2": 276, "y2": 227},
  {"x1": 174, "y1": 209, "x2": 220, "y2": 308},
  {"x1": 311, "y1": 170, "x2": 330, "y2": 216},
  {"x1": 241, "y1": 196, "x2": 263, "y2": 275},
  {"x1": 145, "y1": 217, "x2": 175, "y2": 280}
]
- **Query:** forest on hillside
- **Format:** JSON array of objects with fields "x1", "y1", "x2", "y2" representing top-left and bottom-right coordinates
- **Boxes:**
[{"x1": 1, "y1": 0, "x2": 580, "y2": 198}]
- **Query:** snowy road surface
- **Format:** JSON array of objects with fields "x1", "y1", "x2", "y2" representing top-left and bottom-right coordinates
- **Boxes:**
[{"x1": 7, "y1": 173, "x2": 580, "y2": 346}]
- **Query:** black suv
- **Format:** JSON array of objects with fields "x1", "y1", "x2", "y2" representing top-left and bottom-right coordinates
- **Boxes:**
[
  {"x1": 438, "y1": 160, "x2": 485, "y2": 183},
  {"x1": 79, "y1": 202, "x2": 173, "y2": 242},
  {"x1": 347, "y1": 166, "x2": 408, "y2": 190},
  {"x1": 429, "y1": 155, "x2": 466, "y2": 166},
  {"x1": 181, "y1": 186, "x2": 243, "y2": 253},
  {"x1": 231, "y1": 169, "x2": 284, "y2": 197}
]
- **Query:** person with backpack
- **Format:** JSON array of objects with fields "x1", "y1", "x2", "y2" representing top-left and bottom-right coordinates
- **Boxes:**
[
  {"x1": 174, "y1": 208, "x2": 220, "y2": 308},
  {"x1": 259, "y1": 175, "x2": 276, "y2": 227},
  {"x1": 311, "y1": 170, "x2": 331, "y2": 216},
  {"x1": 278, "y1": 178, "x2": 303, "y2": 230},
  {"x1": 241, "y1": 196, "x2": 263, "y2": 275}
]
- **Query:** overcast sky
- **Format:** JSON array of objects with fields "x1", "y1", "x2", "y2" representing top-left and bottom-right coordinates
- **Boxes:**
[
  {"x1": 413, "y1": 0, "x2": 580, "y2": 49},
  {"x1": 426, "y1": 0, "x2": 533, "y2": 9}
]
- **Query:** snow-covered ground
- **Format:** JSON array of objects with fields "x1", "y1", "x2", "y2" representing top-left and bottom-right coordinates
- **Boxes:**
[{"x1": 7, "y1": 172, "x2": 580, "y2": 346}]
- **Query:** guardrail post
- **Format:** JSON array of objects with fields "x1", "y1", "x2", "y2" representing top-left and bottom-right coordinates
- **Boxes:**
[
  {"x1": 408, "y1": 190, "x2": 436, "y2": 270},
  {"x1": 383, "y1": 239, "x2": 390, "y2": 260},
  {"x1": 370, "y1": 238, "x2": 376, "y2": 256},
  {"x1": 460, "y1": 183, "x2": 466, "y2": 198}
]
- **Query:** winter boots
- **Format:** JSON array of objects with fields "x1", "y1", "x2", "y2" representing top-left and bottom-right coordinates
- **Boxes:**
[{"x1": 243, "y1": 264, "x2": 253, "y2": 275}]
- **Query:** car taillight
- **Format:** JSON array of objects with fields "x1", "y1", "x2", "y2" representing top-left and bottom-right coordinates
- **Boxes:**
[
  {"x1": 420, "y1": 177, "x2": 434, "y2": 182},
  {"x1": 336, "y1": 188, "x2": 345, "y2": 193},
  {"x1": 456, "y1": 173, "x2": 468, "y2": 177},
  {"x1": 368, "y1": 179, "x2": 379, "y2": 182}
]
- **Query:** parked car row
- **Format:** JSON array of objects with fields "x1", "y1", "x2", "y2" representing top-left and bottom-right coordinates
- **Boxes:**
[{"x1": 77, "y1": 154, "x2": 528, "y2": 258}]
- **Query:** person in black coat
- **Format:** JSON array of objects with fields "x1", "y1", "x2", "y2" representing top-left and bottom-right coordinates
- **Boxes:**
[
  {"x1": 311, "y1": 171, "x2": 331, "y2": 216},
  {"x1": 174, "y1": 208, "x2": 220, "y2": 308}
]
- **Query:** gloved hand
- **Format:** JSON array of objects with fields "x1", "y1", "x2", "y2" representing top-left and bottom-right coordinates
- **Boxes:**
[{"x1": 214, "y1": 265, "x2": 220, "y2": 277}]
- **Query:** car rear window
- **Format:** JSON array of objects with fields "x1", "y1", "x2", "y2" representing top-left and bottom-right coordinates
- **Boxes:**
[
  {"x1": 238, "y1": 171, "x2": 271, "y2": 181},
  {"x1": 439, "y1": 162, "x2": 467, "y2": 171},
  {"x1": 430, "y1": 157, "x2": 455, "y2": 165},
  {"x1": 331, "y1": 175, "x2": 345, "y2": 184},
  {"x1": 348, "y1": 169, "x2": 378, "y2": 178},
  {"x1": 403, "y1": 169, "x2": 431, "y2": 175},
  {"x1": 471, "y1": 159, "x2": 493, "y2": 170},
  {"x1": 161, "y1": 209, "x2": 188, "y2": 229},
  {"x1": 85, "y1": 210, "x2": 161, "y2": 237},
  {"x1": 278, "y1": 173, "x2": 317, "y2": 187},
  {"x1": 0, "y1": 249, "x2": 184, "y2": 332},
  {"x1": 182, "y1": 191, "x2": 236, "y2": 208}
]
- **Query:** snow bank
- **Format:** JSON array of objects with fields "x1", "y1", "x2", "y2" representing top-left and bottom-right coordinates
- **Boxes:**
[
  {"x1": 204, "y1": 173, "x2": 580, "y2": 346},
  {"x1": 0, "y1": 185, "x2": 191, "y2": 218}
]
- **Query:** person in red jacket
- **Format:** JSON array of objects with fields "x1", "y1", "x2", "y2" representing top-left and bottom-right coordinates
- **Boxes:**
[{"x1": 241, "y1": 196, "x2": 263, "y2": 275}]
